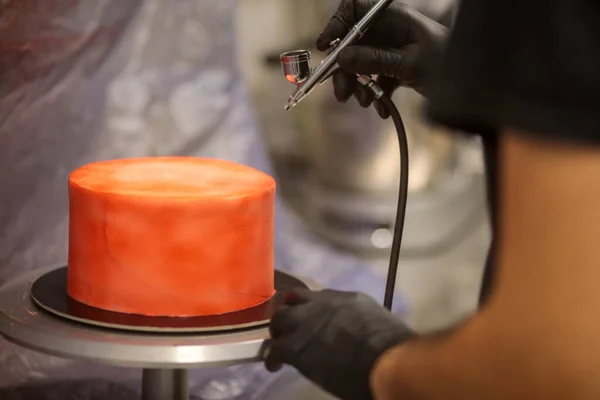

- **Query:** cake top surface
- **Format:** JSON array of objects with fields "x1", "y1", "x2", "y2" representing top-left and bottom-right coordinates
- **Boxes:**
[{"x1": 69, "y1": 157, "x2": 275, "y2": 199}]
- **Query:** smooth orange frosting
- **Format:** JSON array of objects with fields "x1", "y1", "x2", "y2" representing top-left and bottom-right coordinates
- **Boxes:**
[{"x1": 67, "y1": 157, "x2": 276, "y2": 317}]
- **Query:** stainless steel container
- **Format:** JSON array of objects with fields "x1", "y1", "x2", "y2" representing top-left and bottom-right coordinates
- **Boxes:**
[
  {"x1": 297, "y1": 80, "x2": 485, "y2": 254},
  {"x1": 243, "y1": 0, "x2": 485, "y2": 255}
]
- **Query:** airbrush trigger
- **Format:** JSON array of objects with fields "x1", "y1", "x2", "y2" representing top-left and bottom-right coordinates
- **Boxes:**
[
  {"x1": 318, "y1": 39, "x2": 343, "y2": 86},
  {"x1": 328, "y1": 38, "x2": 341, "y2": 49},
  {"x1": 319, "y1": 38, "x2": 383, "y2": 98}
]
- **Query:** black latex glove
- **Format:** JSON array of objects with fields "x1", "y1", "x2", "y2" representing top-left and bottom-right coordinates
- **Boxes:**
[
  {"x1": 317, "y1": 0, "x2": 448, "y2": 118},
  {"x1": 264, "y1": 288, "x2": 415, "y2": 400}
]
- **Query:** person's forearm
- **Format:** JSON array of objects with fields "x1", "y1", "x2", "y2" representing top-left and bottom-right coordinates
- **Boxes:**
[
  {"x1": 369, "y1": 316, "x2": 502, "y2": 400},
  {"x1": 368, "y1": 273, "x2": 577, "y2": 399},
  {"x1": 367, "y1": 132, "x2": 502, "y2": 400},
  {"x1": 368, "y1": 314, "x2": 563, "y2": 400},
  {"x1": 368, "y1": 131, "x2": 600, "y2": 400}
]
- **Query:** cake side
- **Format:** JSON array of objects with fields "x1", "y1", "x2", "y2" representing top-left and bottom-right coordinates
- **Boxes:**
[{"x1": 67, "y1": 157, "x2": 276, "y2": 317}]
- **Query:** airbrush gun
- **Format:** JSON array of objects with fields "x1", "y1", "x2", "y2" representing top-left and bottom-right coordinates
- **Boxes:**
[
  {"x1": 280, "y1": 0, "x2": 394, "y2": 111},
  {"x1": 278, "y1": 0, "x2": 408, "y2": 311}
]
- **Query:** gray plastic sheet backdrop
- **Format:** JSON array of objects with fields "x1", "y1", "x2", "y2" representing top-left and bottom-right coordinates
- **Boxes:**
[{"x1": 0, "y1": 1, "x2": 406, "y2": 399}]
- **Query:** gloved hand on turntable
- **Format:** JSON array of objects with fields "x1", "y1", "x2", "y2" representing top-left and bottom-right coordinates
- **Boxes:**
[
  {"x1": 264, "y1": 288, "x2": 415, "y2": 400},
  {"x1": 318, "y1": 0, "x2": 448, "y2": 118}
]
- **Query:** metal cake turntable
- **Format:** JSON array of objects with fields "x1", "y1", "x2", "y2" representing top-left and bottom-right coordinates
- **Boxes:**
[{"x1": 0, "y1": 265, "x2": 318, "y2": 400}]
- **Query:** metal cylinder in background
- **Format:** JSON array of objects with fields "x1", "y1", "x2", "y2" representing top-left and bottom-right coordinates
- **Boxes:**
[
  {"x1": 297, "y1": 80, "x2": 455, "y2": 194},
  {"x1": 246, "y1": 0, "x2": 483, "y2": 255},
  {"x1": 295, "y1": 0, "x2": 458, "y2": 195}
]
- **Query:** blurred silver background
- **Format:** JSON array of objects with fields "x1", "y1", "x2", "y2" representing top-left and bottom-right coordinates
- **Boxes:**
[
  {"x1": 0, "y1": 1, "x2": 490, "y2": 398},
  {"x1": 237, "y1": 0, "x2": 490, "y2": 334},
  {"x1": 237, "y1": 3, "x2": 489, "y2": 397}
]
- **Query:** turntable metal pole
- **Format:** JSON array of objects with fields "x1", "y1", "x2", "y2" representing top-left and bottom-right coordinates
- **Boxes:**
[{"x1": 142, "y1": 369, "x2": 189, "y2": 400}]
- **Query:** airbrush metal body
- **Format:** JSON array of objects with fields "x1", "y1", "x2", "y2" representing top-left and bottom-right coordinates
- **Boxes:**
[{"x1": 280, "y1": 0, "x2": 393, "y2": 110}]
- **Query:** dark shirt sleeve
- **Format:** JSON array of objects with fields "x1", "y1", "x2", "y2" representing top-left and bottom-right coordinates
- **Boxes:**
[
  {"x1": 424, "y1": 0, "x2": 600, "y2": 304},
  {"x1": 426, "y1": 0, "x2": 600, "y2": 144}
]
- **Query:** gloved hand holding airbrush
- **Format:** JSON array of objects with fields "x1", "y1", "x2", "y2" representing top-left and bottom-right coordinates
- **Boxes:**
[{"x1": 318, "y1": 0, "x2": 448, "y2": 117}]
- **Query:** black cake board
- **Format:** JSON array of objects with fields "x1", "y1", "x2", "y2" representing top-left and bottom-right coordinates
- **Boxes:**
[{"x1": 31, "y1": 267, "x2": 306, "y2": 334}]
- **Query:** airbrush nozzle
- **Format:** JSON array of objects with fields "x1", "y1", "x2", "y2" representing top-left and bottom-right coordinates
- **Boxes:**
[{"x1": 284, "y1": 89, "x2": 306, "y2": 111}]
